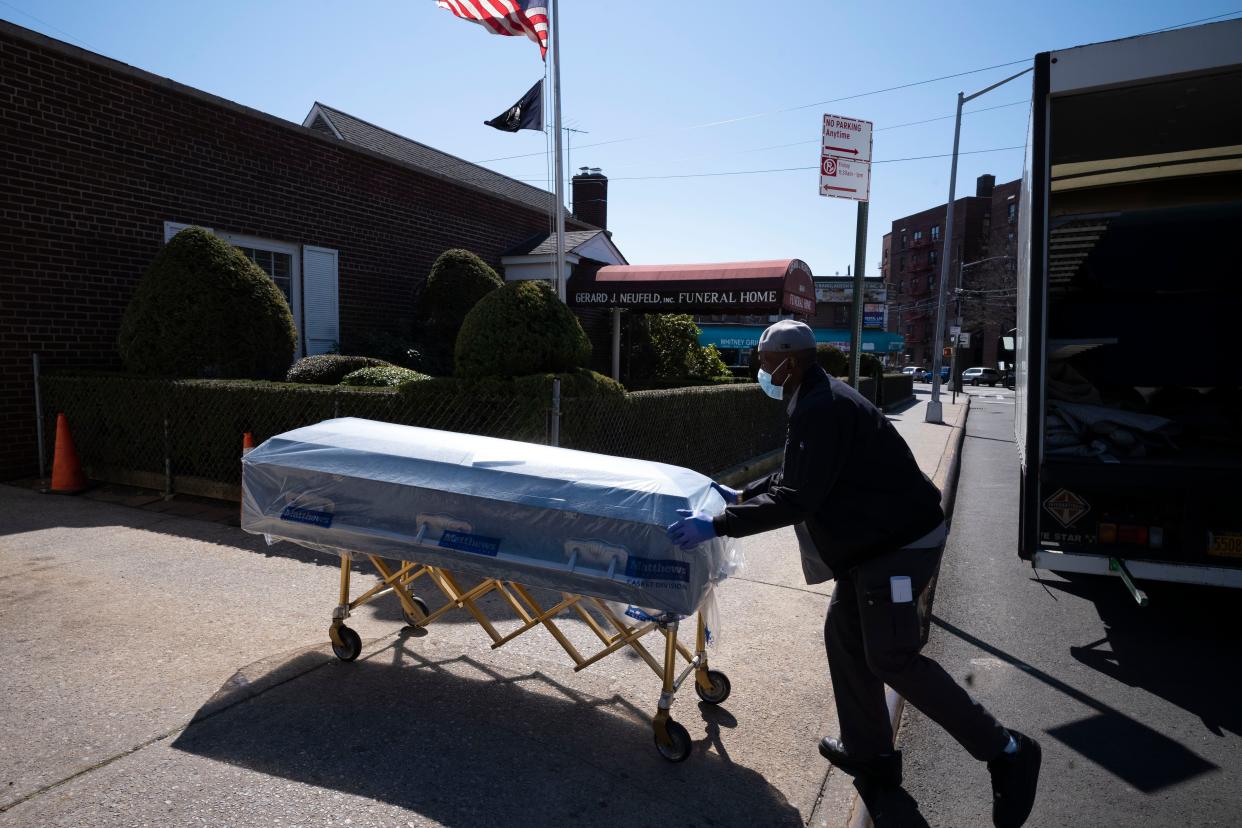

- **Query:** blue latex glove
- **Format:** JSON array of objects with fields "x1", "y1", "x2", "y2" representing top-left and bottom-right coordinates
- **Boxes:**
[
  {"x1": 711, "y1": 481, "x2": 742, "y2": 504},
  {"x1": 666, "y1": 509, "x2": 717, "y2": 550}
]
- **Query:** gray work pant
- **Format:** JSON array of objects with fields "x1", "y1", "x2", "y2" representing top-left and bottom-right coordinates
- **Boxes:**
[{"x1": 824, "y1": 543, "x2": 1009, "y2": 762}]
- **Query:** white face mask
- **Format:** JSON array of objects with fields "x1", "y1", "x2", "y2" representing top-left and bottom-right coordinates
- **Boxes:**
[{"x1": 757, "y1": 358, "x2": 789, "y2": 400}]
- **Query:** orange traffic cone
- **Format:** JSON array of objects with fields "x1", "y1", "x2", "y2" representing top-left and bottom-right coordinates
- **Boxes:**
[
  {"x1": 239, "y1": 432, "x2": 256, "y2": 524},
  {"x1": 50, "y1": 413, "x2": 87, "y2": 494}
]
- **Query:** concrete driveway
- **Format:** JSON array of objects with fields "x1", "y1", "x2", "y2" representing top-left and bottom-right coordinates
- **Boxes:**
[{"x1": 0, "y1": 485, "x2": 831, "y2": 827}]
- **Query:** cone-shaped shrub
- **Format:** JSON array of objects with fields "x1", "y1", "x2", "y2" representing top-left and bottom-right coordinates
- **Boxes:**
[
  {"x1": 454, "y1": 280, "x2": 591, "y2": 379},
  {"x1": 118, "y1": 228, "x2": 297, "y2": 379}
]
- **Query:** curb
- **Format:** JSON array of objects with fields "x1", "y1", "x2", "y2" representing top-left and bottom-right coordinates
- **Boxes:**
[{"x1": 842, "y1": 395, "x2": 972, "y2": 828}]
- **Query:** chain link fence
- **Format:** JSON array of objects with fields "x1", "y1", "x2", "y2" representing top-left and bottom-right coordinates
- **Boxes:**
[
  {"x1": 560, "y1": 385, "x2": 786, "y2": 474},
  {"x1": 38, "y1": 370, "x2": 785, "y2": 500}
]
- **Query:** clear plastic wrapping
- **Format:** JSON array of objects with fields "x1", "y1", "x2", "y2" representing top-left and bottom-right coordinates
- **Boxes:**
[{"x1": 241, "y1": 418, "x2": 743, "y2": 617}]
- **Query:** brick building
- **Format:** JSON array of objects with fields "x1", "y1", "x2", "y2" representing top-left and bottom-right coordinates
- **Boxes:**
[
  {"x1": 885, "y1": 174, "x2": 1020, "y2": 367},
  {"x1": 807, "y1": 276, "x2": 902, "y2": 362},
  {"x1": 0, "y1": 21, "x2": 602, "y2": 479}
]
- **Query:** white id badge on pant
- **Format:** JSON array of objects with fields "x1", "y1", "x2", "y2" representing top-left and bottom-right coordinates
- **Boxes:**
[{"x1": 890, "y1": 575, "x2": 913, "y2": 603}]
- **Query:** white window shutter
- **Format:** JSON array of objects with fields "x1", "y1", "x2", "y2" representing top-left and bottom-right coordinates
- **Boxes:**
[{"x1": 302, "y1": 246, "x2": 340, "y2": 356}]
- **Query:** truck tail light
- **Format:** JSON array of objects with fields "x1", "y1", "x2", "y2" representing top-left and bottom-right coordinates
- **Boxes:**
[
  {"x1": 1098, "y1": 523, "x2": 1117, "y2": 543},
  {"x1": 1118, "y1": 525, "x2": 1148, "y2": 545}
]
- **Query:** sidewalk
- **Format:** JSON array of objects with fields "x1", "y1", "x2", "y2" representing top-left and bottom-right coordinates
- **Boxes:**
[{"x1": 0, "y1": 392, "x2": 966, "y2": 828}]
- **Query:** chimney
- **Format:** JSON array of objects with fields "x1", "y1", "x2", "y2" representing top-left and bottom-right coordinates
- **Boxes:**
[
  {"x1": 572, "y1": 167, "x2": 608, "y2": 230},
  {"x1": 976, "y1": 173, "x2": 995, "y2": 199}
]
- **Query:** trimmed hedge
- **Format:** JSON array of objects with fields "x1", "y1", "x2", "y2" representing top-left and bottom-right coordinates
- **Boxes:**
[
  {"x1": 417, "y1": 249, "x2": 504, "y2": 375},
  {"x1": 422, "y1": 249, "x2": 503, "y2": 330},
  {"x1": 42, "y1": 370, "x2": 784, "y2": 491},
  {"x1": 117, "y1": 227, "x2": 297, "y2": 379},
  {"x1": 340, "y1": 366, "x2": 431, "y2": 387},
  {"x1": 561, "y1": 383, "x2": 786, "y2": 473},
  {"x1": 815, "y1": 344, "x2": 848, "y2": 376},
  {"x1": 455, "y1": 280, "x2": 591, "y2": 379},
  {"x1": 879, "y1": 373, "x2": 915, "y2": 409},
  {"x1": 287, "y1": 354, "x2": 391, "y2": 385},
  {"x1": 629, "y1": 375, "x2": 752, "y2": 391}
]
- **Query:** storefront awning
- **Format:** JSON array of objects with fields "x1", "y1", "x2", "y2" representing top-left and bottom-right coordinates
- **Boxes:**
[
  {"x1": 567, "y1": 259, "x2": 816, "y2": 315},
  {"x1": 698, "y1": 325, "x2": 905, "y2": 354}
]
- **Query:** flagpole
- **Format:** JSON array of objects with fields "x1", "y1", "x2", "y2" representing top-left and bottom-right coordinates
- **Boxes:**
[{"x1": 549, "y1": 0, "x2": 567, "y2": 302}]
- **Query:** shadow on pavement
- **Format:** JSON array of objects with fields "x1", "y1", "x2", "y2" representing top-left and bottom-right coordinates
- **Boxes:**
[
  {"x1": 853, "y1": 778, "x2": 931, "y2": 827},
  {"x1": 931, "y1": 609, "x2": 1223, "y2": 793},
  {"x1": 0, "y1": 485, "x2": 532, "y2": 629},
  {"x1": 171, "y1": 633, "x2": 802, "y2": 828},
  {"x1": 882, "y1": 398, "x2": 920, "y2": 417},
  {"x1": 1037, "y1": 574, "x2": 1242, "y2": 738}
]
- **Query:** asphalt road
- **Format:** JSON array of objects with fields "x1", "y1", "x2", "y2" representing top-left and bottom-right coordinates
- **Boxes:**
[{"x1": 867, "y1": 387, "x2": 1242, "y2": 827}]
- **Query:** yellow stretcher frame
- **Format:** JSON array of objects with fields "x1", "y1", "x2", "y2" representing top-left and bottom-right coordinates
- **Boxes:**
[{"x1": 324, "y1": 552, "x2": 732, "y2": 762}]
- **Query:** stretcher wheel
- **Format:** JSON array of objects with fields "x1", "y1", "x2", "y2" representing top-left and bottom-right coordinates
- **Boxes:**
[
  {"x1": 331, "y1": 626, "x2": 362, "y2": 662},
  {"x1": 402, "y1": 596, "x2": 430, "y2": 626},
  {"x1": 654, "y1": 719, "x2": 692, "y2": 762},
  {"x1": 694, "y1": 670, "x2": 732, "y2": 705}
]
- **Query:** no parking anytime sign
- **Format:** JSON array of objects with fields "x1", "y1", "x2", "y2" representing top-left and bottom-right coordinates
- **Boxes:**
[{"x1": 820, "y1": 114, "x2": 873, "y2": 201}]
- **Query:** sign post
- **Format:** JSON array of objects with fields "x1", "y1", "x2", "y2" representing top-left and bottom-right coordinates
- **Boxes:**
[{"x1": 820, "y1": 114, "x2": 874, "y2": 388}]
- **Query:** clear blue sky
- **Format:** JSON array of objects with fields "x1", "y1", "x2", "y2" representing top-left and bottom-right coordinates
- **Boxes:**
[{"x1": 3, "y1": 0, "x2": 1238, "y2": 276}]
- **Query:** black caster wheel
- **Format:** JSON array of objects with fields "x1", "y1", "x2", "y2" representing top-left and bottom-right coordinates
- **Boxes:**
[
  {"x1": 331, "y1": 625, "x2": 362, "y2": 662},
  {"x1": 694, "y1": 669, "x2": 732, "y2": 705},
  {"x1": 654, "y1": 719, "x2": 692, "y2": 763},
  {"x1": 402, "y1": 596, "x2": 430, "y2": 627}
]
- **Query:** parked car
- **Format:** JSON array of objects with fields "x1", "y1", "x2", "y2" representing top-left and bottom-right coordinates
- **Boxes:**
[
  {"x1": 962, "y1": 366, "x2": 1000, "y2": 386},
  {"x1": 902, "y1": 366, "x2": 929, "y2": 381}
]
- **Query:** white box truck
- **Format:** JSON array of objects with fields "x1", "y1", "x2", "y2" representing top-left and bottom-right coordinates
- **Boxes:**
[{"x1": 1016, "y1": 20, "x2": 1242, "y2": 603}]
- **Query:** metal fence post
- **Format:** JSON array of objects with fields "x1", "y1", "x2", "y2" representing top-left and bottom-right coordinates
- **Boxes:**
[
  {"x1": 32, "y1": 353, "x2": 46, "y2": 480},
  {"x1": 550, "y1": 378, "x2": 561, "y2": 447},
  {"x1": 163, "y1": 413, "x2": 173, "y2": 499}
]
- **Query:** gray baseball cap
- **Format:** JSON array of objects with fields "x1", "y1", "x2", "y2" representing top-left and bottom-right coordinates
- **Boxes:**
[{"x1": 758, "y1": 319, "x2": 816, "y2": 353}]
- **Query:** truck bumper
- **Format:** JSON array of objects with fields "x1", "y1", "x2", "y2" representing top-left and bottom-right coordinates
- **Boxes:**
[{"x1": 1033, "y1": 549, "x2": 1242, "y2": 589}]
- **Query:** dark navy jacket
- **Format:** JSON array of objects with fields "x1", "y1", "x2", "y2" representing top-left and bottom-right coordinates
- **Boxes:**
[{"x1": 712, "y1": 365, "x2": 944, "y2": 573}]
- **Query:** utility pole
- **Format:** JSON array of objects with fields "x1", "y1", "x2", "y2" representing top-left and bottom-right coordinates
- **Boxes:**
[{"x1": 926, "y1": 66, "x2": 1032, "y2": 423}]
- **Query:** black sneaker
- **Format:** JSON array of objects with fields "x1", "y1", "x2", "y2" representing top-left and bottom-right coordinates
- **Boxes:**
[
  {"x1": 988, "y1": 730, "x2": 1041, "y2": 828},
  {"x1": 818, "y1": 736, "x2": 903, "y2": 787}
]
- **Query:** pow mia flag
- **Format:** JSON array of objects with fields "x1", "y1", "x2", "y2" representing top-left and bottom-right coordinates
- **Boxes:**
[{"x1": 484, "y1": 80, "x2": 543, "y2": 133}]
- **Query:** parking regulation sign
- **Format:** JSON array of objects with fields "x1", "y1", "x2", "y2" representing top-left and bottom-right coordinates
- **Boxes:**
[
  {"x1": 820, "y1": 113, "x2": 873, "y2": 202},
  {"x1": 822, "y1": 114, "x2": 873, "y2": 161}
]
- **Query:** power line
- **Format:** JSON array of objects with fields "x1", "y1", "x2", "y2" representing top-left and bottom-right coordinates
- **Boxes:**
[
  {"x1": 476, "y1": 59, "x2": 1033, "y2": 165},
  {"x1": 1139, "y1": 9, "x2": 1242, "y2": 34},
  {"x1": 426, "y1": 144, "x2": 1028, "y2": 187},
  {"x1": 576, "y1": 145, "x2": 1027, "y2": 183},
  {"x1": 475, "y1": 9, "x2": 1242, "y2": 167},
  {"x1": 573, "y1": 99, "x2": 1028, "y2": 178},
  {"x1": 0, "y1": 0, "x2": 101, "y2": 50}
]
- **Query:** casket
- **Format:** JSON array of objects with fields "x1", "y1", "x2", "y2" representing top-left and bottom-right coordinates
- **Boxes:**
[{"x1": 241, "y1": 418, "x2": 739, "y2": 616}]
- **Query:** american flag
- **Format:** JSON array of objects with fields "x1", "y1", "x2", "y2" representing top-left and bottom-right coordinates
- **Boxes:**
[{"x1": 435, "y1": 1, "x2": 549, "y2": 59}]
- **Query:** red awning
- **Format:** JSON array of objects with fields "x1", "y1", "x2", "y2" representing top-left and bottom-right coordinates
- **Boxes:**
[{"x1": 568, "y1": 259, "x2": 816, "y2": 315}]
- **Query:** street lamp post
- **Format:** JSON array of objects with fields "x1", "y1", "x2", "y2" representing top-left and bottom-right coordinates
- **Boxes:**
[
  {"x1": 949, "y1": 254, "x2": 1016, "y2": 398},
  {"x1": 926, "y1": 67, "x2": 1032, "y2": 424}
]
